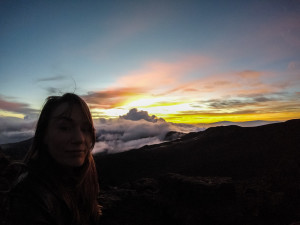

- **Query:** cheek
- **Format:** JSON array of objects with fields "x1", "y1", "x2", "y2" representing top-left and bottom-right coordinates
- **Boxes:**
[
  {"x1": 46, "y1": 133, "x2": 68, "y2": 155},
  {"x1": 86, "y1": 136, "x2": 93, "y2": 149}
]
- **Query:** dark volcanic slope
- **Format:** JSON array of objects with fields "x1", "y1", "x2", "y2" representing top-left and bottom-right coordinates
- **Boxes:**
[
  {"x1": 0, "y1": 138, "x2": 32, "y2": 160},
  {"x1": 95, "y1": 119, "x2": 300, "y2": 186},
  {"x1": 2, "y1": 119, "x2": 300, "y2": 225}
]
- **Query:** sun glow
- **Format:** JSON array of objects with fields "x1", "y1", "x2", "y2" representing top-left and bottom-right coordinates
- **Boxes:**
[
  {"x1": 163, "y1": 111, "x2": 300, "y2": 124},
  {"x1": 89, "y1": 94, "x2": 300, "y2": 124},
  {"x1": 125, "y1": 97, "x2": 162, "y2": 108},
  {"x1": 0, "y1": 110, "x2": 25, "y2": 119},
  {"x1": 141, "y1": 103, "x2": 195, "y2": 115}
]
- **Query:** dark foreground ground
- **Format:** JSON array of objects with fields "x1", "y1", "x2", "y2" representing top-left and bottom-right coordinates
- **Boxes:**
[{"x1": 1, "y1": 119, "x2": 300, "y2": 225}]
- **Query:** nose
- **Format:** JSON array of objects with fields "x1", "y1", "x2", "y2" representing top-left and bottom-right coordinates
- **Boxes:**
[{"x1": 71, "y1": 127, "x2": 85, "y2": 144}]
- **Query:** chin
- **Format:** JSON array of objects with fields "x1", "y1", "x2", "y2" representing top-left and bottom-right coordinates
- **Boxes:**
[{"x1": 63, "y1": 158, "x2": 86, "y2": 167}]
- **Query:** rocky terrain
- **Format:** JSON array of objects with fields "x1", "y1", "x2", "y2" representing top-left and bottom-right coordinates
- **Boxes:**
[{"x1": 1, "y1": 119, "x2": 300, "y2": 224}]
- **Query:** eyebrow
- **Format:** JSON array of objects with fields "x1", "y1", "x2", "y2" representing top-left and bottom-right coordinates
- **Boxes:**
[
  {"x1": 52, "y1": 116, "x2": 74, "y2": 122},
  {"x1": 52, "y1": 116, "x2": 90, "y2": 126}
]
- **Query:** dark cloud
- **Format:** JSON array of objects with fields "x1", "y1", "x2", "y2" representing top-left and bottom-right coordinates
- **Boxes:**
[
  {"x1": 119, "y1": 108, "x2": 165, "y2": 122},
  {"x1": 208, "y1": 99, "x2": 248, "y2": 109},
  {"x1": 36, "y1": 76, "x2": 77, "y2": 95},
  {"x1": 206, "y1": 95, "x2": 277, "y2": 110},
  {"x1": 253, "y1": 96, "x2": 273, "y2": 102},
  {"x1": 230, "y1": 109, "x2": 258, "y2": 114},
  {"x1": 45, "y1": 87, "x2": 62, "y2": 95},
  {"x1": 36, "y1": 75, "x2": 67, "y2": 82}
]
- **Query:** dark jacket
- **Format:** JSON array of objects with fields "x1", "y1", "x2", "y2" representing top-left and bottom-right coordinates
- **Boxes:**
[
  {"x1": 8, "y1": 169, "x2": 73, "y2": 225},
  {"x1": 7, "y1": 163, "x2": 99, "y2": 225}
]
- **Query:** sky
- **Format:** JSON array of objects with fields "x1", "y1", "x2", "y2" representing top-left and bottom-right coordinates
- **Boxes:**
[{"x1": 0, "y1": 0, "x2": 300, "y2": 146}]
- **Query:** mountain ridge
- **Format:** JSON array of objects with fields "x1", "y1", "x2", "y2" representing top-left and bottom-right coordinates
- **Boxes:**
[
  {"x1": 94, "y1": 119, "x2": 300, "y2": 225},
  {"x1": 1, "y1": 119, "x2": 300, "y2": 224},
  {"x1": 95, "y1": 119, "x2": 300, "y2": 185}
]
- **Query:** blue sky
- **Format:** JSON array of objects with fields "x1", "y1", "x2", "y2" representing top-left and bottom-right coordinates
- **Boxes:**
[{"x1": 0, "y1": 0, "x2": 299, "y2": 124}]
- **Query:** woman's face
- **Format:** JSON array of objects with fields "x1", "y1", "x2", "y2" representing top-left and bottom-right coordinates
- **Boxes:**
[{"x1": 44, "y1": 103, "x2": 93, "y2": 167}]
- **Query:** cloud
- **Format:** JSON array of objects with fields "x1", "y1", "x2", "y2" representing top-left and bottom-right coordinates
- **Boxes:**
[
  {"x1": 82, "y1": 87, "x2": 145, "y2": 109},
  {"x1": 0, "y1": 117, "x2": 36, "y2": 144},
  {"x1": 205, "y1": 95, "x2": 276, "y2": 110},
  {"x1": 81, "y1": 56, "x2": 211, "y2": 110},
  {"x1": 119, "y1": 108, "x2": 165, "y2": 122},
  {"x1": 0, "y1": 108, "x2": 201, "y2": 150},
  {"x1": 115, "y1": 55, "x2": 211, "y2": 91},
  {"x1": 237, "y1": 70, "x2": 262, "y2": 79},
  {"x1": 151, "y1": 69, "x2": 274, "y2": 100},
  {"x1": 192, "y1": 69, "x2": 282, "y2": 97},
  {"x1": 0, "y1": 96, "x2": 38, "y2": 117},
  {"x1": 92, "y1": 109, "x2": 202, "y2": 154},
  {"x1": 36, "y1": 76, "x2": 77, "y2": 95},
  {"x1": 36, "y1": 75, "x2": 67, "y2": 82}
]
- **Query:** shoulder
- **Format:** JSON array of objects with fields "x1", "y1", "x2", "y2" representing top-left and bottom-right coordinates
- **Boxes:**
[{"x1": 9, "y1": 171, "x2": 71, "y2": 225}]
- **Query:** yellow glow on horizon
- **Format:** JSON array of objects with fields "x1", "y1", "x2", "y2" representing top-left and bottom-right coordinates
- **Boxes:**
[
  {"x1": 140, "y1": 103, "x2": 195, "y2": 115},
  {"x1": 91, "y1": 108, "x2": 128, "y2": 118},
  {"x1": 105, "y1": 108, "x2": 130, "y2": 117},
  {"x1": 88, "y1": 94, "x2": 300, "y2": 124},
  {"x1": 90, "y1": 99, "x2": 300, "y2": 123},
  {"x1": 162, "y1": 111, "x2": 300, "y2": 124},
  {"x1": 0, "y1": 110, "x2": 25, "y2": 119},
  {"x1": 125, "y1": 97, "x2": 160, "y2": 108}
]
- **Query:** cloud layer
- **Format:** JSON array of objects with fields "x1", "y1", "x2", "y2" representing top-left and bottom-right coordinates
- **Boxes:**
[
  {"x1": 0, "y1": 108, "x2": 202, "y2": 153},
  {"x1": 0, "y1": 96, "x2": 38, "y2": 117},
  {"x1": 93, "y1": 108, "x2": 202, "y2": 154},
  {"x1": 0, "y1": 117, "x2": 36, "y2": 144}
]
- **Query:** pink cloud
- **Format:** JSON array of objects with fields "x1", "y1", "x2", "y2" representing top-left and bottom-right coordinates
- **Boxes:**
[
  {"x1": 82, "y1": 87, "x2": 145, "y2": 109},
  {"x1": 0, "y1": 98, "x2": 27, "y2": 112},
  {"x1": 237, "y1": 70, "x2": 262, "y2": 79},
  {"x1": 83, "y1": 55, "x2": 213, "y2": 108},
  {"x1": 0, "y1": 96, "x2": 37, "y2": 116},
  {"x1": 113, "y1": 65, "x2": 281, "y2": 100},
  {"x1": 181, "y1": 70, "x2": 281, "y2": 97},
  {"x1": 115, "y1": 55, "x2": 212, "y2": 90}
]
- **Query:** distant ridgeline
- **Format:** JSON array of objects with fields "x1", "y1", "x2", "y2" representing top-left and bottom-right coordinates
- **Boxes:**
[{"x1": 0, "y1": 138, "x2": 33, "y2": 161}]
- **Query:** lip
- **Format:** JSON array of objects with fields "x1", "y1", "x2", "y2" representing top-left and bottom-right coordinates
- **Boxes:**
[
  {"x1": 65, "y1": 150, "x2": 85, "y2": 155},
  {"x1": 66, "y1": 149, "x2": 85, "y2": 152}
]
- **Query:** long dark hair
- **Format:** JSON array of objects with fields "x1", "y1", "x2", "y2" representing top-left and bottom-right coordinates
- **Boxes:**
[{"x1": 24, "y1": 93, "x2": 101, "y2": 224}]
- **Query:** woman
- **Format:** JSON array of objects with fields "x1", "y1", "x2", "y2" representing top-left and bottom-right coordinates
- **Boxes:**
[{"x1": 8, "y1": 93, "x2": 101, "y2": 225}]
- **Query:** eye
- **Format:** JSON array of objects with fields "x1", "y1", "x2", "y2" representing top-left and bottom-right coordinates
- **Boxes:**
[
  {"x1": 81, "y1": 125, "x2": 91, "y2": 133},
  {"x1": 57, "y1": 121, "x2": 72, "y2": 131},
  {"x1": 80, "y1": 121, "x2": 92, "y2": 133},
  {"x1": 59, "y1": 125, "x2": 71, "y2": 131}
]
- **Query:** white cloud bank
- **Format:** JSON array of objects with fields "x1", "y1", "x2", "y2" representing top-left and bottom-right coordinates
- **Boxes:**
[
  {"x1": 0, "y1": 109, "x2": 202, "y2": 153},
  {"x1": 1, "y1": 108, "x2": 275, "y2": 154},
  {"x1": 92, "y1": 108, "x2": 202, "y2": 154},
  {"x1": 0, "y1": 117, "x2": 36, "y2": 144}
]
